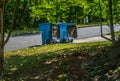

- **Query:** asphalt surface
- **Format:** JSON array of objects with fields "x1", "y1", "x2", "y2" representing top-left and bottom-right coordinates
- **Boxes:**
[
  {"x1": 5, "y1": 25, "x2": 120, "y2": 52},
  {"x1": 77, "y1": 25, "x2": 120, "y2": 38}
]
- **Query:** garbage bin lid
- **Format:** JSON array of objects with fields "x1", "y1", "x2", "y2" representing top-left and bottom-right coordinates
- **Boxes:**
[
  {"x1": 66, "y1": 23, "x2": 75, "y2": 26},
  {"x1": 39, "y1": 22, "x2": 51, "y2": 26},
  {"x1": 57, "y1": 22, "x2": 75, "y2": 26}
]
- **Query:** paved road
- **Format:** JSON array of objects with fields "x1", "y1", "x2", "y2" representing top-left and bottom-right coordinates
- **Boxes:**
[
  {"x1": 77, "y1": 25, "x2": 120, "y2": 38},
  {"x1": 5, "y1": 25, "x2": 120, "y2": 52}
]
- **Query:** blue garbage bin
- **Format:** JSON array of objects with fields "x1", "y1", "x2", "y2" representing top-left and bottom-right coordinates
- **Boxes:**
[
  {"x1": 39, "y1": 22, "x2": 52, "y2": 45},
  {"x1": 59, "y1": 23, "x2": 68, "y2": 42},
  {"x1": 58, "y1": 22, "x2": 77, "y2": 43}
]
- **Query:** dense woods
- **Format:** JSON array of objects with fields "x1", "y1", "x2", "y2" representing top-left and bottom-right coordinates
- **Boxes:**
[{"x1": 3, "y1": 0, "x2": 120, "y2": 30}]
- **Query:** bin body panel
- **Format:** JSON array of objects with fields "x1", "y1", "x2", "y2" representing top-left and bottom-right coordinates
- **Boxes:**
[
  {"x1": 58, "y1": 22, "x2": 77, "y2": 43},
  {"x1": 66, "y1": 23, "x2": 75, "y2": 26},
  {"x1": 59, "y1": 24, "x2": 68, "y2": 42},
  {"x1": 39, "y1": 23, "x2": 52, "y2": 45}
]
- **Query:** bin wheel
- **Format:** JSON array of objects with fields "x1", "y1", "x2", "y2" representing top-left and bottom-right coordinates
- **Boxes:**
[
  {"x1": 46, "y1": 39, "x2": 51, "y2": 44},
  {"x1": 52, "y1": 39, "x2": 57, "y2": 44},
  {"x1": 69, "y1": 39, "x2": 73, "y2": 42},
  {"x1": 62, "y1": 39, "x2": 66, "y2": 43}
]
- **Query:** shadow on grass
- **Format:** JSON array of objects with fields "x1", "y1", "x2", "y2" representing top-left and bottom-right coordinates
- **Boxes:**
[
  {"x1": 82, "y1": 47, "x2": 120, "y2": 81},
  {"x1": 2, "y1": 46, "x2": 120, "y2": 81}
]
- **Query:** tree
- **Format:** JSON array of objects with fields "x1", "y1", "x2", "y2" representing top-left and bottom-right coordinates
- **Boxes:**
[
  {"x1": 99, "y1": 0, "x2": 120, "y2": 47},
  {"x1": 109, "y1": 0, "x2": 116, "y2": 46},
  {"x1": 30, "y1": 0, "x2": 85, "y2": 23},
  {"x1": 0, "y1": 0, "x2": 19, "y2": 77}
]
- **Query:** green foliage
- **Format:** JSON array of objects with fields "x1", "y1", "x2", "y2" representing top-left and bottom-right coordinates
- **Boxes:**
[
  {"x1": 30, "y1": 0, "x2": 85, "y2": 23},
  {"x1": 5, "y1": 0, "x2": 34, "y2": 31},
  {"x1": 30, "y1": 0, "x2": 120, "y2": 24},
  {"x1": 117, "y1": 67, "x2": 120, "y2": 72},
  {"x1": 5, "y1": 0, "x2": 120, "y2": 32},
  {"x1": 5, "y1": 0, "x2": 120, "y2": 31}
]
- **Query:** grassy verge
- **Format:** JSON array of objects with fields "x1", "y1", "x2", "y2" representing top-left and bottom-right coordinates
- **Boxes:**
[
  {"x1": 76, "y1": 23, "x2": 99, "y2": 28},
  {"x1": 115, "y1": 31, "x2": 120, "y2": 36},
  {"x1": 5, "y1": 27, "x2": 39, "y2": 36},
  {"x1": 76, "y1": 22, "x2": 107, "y2": 28}
]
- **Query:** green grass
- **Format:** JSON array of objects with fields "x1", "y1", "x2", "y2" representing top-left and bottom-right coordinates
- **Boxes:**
[
  {"x1": 5, "y1": 42, "x2": 111, "y2": 57},
  {"x1": 115, "y1": 31, "x2": 120, "y2": 36},
  {"x1": 76, "y1": 22, "x2": 107, "y2": 28},
  {"x1": 3, "y1": 41, "x2": 120, "y2": 80},
  {"x1": 76, "y1": 23, "x2": 99, "y2": 28},
  {"x1": 5, "y1": 27, "x2": 39, "y2": 36}
]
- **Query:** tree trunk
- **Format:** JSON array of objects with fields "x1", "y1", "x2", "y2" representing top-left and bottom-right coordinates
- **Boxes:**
[
  {"x1": 0, "y1": 47, "x2": 4, "y2": 78},
  {"x1": 17, "y1": 1, "x2": 27, "y2": 28},
  {"x1": 0, "y1": 0, "x2": 5, "y2": 78},
  {"x1": 109, "y1": 0, "x2": 117, "y2": 47},
  {"x1": 0, "y1": 0, "x2": 20, "y2": 78},
  {"x1": 109, "y1": 0, "x2": 116, "y2": 46},
  {"x1": 4, "y1": 0, "x2": 20, "y2": 45},
  {"x1": 99, "y1": 0, "x2": 103, "y2": 36},
  {"x1": 33, "y1": 18, "x2": 37, "y2": 27}
]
